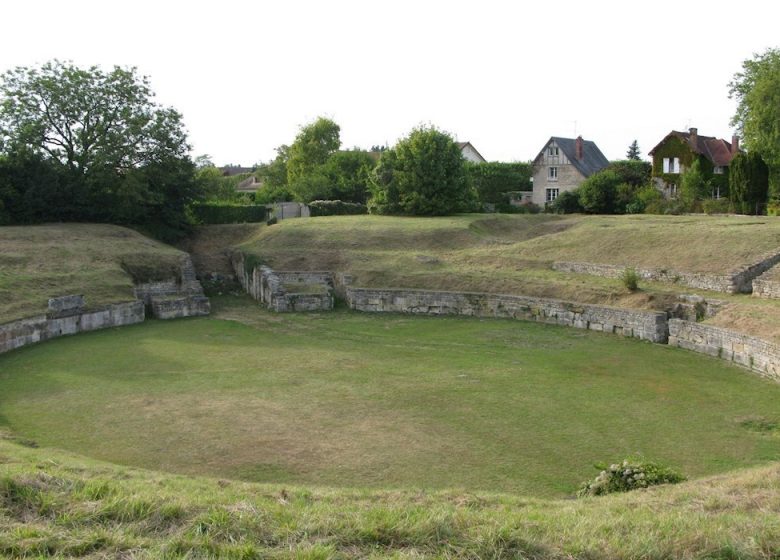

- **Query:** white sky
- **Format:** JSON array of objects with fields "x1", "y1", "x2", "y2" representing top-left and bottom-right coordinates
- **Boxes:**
[{"x1": 1, "y1": 0, "x2": 777, "y2": 165}]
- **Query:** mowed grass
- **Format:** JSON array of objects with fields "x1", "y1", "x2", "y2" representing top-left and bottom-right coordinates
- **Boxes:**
[
  {"x1": 0, "y1": 223, "x2": 184, "y2": 323},
  {"x1": 1, "y1": 297, "x2": 779, "y2": 498}
]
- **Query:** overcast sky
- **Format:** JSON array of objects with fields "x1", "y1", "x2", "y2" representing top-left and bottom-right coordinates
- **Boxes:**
[{"x1": 1, "y1": 0, "x2": 777, "y2": 166}]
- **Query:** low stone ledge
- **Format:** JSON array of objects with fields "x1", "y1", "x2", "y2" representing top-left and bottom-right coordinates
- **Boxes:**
[
  {"x1": 668, "y1": 319, "x2": 780, "y2": 381},
  {"x1": 151, "y1": 295, "x2": 211, "y2": 320},
  {"x1": 553, "y1": 250, "x2": 780, "y2": 294},
  {"x1": 346, "y1": 287, "x2": 668, "y2": 343},
  {"x1": 0, "y1": 300, "x2": 145, "y2": 355}
]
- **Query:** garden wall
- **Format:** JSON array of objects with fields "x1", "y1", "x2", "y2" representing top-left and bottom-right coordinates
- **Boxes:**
[
  {"x1": 668, "y1": 319, "x2": 780, "y2": 381},
  {"x1": 345, "y1": 288, "x2": 668, "y2": 343},
  {"x1": 553, "y1": 249, "x2": 780, "y2": 294},
  {"x1": 0, "y1": 300, "x2": 144, "y2": 355}
]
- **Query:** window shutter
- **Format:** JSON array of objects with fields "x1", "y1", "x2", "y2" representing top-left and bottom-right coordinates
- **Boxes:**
[{"x1": 663, "y1": 158, "x2": 669, "y2": 173}]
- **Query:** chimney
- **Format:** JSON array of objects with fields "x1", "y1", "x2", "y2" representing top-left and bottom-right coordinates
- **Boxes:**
[
  {"x1": 689, "y1": 127, "x2": 698, "y2": 148},
  {"x1": 575, "y1": 136, "x2": 584, "y2": 160},
  {"x1": 731, "y1": 134, "x2": 740, "y2": 155}
]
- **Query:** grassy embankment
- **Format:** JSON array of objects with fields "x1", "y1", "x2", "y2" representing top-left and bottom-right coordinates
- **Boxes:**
[
  {"x1": 1, "y1": 297, "x2": 779, "y2": 499},
  {"x1": 230, "y1": 214, "x2": 780, "y2": 341},
  {"x1": 0, "y1": 224, "x2": 185, "y2": 323},
  {"x1": 2, "y1": 428, "x2": 780, "y2": 558}
]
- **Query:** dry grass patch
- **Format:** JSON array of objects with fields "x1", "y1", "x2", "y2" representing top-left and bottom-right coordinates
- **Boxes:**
[{"x1": 0, "y1": 223, "x2": 183, "y2": 322}]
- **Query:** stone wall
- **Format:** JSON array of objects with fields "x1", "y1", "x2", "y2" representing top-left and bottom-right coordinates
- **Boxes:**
[
  {"x1": 151, "y1": 295, "x2": 211, "y2": 320},
  {"x1": 231, "y1": 254, "x2": 334, "y2": 312},
  {"x1": 553, "y1": 250, "x2": 780, "y2": 294},
  {"x1": 0, "y1": 300, "x2": 144, "y2": 355},
  {"x1": 346, "y1": 288, "x2": 668, "y2": 343},
  {"x1": 133, "y1": 255, "x2": 210, "y2": 318},
  {"x1": 752, "y1": 278, "x2": 780, "y2": 299},
  {"x1": 668, "y1": 319, "x2": 780, "y2": 381}
]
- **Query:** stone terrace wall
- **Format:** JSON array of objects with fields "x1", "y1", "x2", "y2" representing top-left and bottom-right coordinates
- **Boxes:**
[
  {"x1": 151, "y1": 295, "x2": 211, "y2": 320},
  {"x1": 553, "y1": 249, "x2": 780, "y2": 294},
  {"x1": 753, "y1": 278, "x2": 780, "y2": 299},
  {"x1": 133, "y1": 255, "x2": 210, "y2": 319},
  {"x1": 668, "y1": 319, "x2": 780, "y2": 381},
  {"x1": 231, "y1": 254, "x2": 333, "y2": 312},
  {"x1": 0, "y1": 300, "x2": 144, "y2": 355},
  {"x1": 346, "y1": 288, "x2": 668, "y2": 343}
]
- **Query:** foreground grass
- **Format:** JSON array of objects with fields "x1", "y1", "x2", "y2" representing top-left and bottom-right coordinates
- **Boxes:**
[
  {"x1": 0, "y1": 223, "x2": 184, "y2": 323},
  {"x1": 1, "y1": 434, "x2": 780, "y2": 559},
  {"x1": 2, "y1": 297, "x2": 779, "y2": 498}
]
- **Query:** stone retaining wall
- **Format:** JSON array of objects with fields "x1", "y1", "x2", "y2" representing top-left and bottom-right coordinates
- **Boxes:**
[
  {"x1": 346, "y1": 288, "x2": 668, "y2": 343},
  {"x1": 151, "y1": 295, "x2": 211, "y2": 320},
  {"x1": 133, "y1": 255, "x2": 210, "y2": 318},
  {"x1": 553, "y1": 249, "x2": 780, "y2": 294},
  {"x1": 0, "y1": 301, "x2": 144, "y2": 355},
  {"x1": 668, "y1": 319, "x2": 780, "y2": 381},
  {"x1": 232, "y1": 254, "x2": 333, "y2": 312},
  {"x1": 752, "y1": 278, "x2": 780, "y2": 299}
]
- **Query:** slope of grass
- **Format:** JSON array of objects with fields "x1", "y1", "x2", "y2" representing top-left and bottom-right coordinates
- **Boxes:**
[
  {"x1": 238, "y1": 214, "x2": 780, "y2": 276},
  {"x1": 233, "y1": 214, "x2": 780, "y2": 342},
  {"x1": 0, "y1": 223, "x2": 185, "y2": 323},
  {"x1": 1, "y1": 432, "x2": 779, "y2": 559},
  {"x1": 1, "y1": 297, "x2": 779, "y2": 499}
]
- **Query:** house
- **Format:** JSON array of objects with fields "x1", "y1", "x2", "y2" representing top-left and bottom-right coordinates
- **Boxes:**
[
  {"x1": 648, "y1": 128, "x2": 740, "y2": 198},
  {"x1": 531, "y1": 136, "x2": 609, "y2": 205},
  {"x1": 456, "y1": 142, "x2": 487, "y2": 163}
]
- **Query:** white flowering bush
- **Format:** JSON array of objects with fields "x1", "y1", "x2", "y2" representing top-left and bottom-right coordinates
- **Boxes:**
[{"x1": 577, "y1": 458, "x2": 685, "y2": 497}]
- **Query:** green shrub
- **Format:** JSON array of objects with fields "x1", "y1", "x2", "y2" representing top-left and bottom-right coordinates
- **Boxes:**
[
  {"x1": 190, "y1": 203, "x2": 267, "y2": 224},
  {"x1": 621, "y1": 267, "x2": 640, "y2": 291},
  {"x1": 702, "y1": 198, "x2": 733, "y2": 215},
  {"x1": 549, "y1": 190, "x2": 582, "y2": 214},
  {"x1": 768, "y1": 202, "x2": 780, "y2": 216},
  {"x1": 308, "y1": 200, "x2": 367, "y2": 217},
  {"x1": 578, "y1": 458, "x2": 685, "y2": 497}
]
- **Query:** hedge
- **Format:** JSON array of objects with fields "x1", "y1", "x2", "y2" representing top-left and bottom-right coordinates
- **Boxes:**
[
  {"x1": 308, "y1": 200, "x2": 367, "y2": 217},
  {"x1": 191, "y1": 203, "x2": 268, "y2": 224}
]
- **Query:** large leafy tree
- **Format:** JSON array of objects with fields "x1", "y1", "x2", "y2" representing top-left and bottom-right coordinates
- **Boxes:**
[
  {"x1": 286, "y1": 117, "x2": 341, "y2": 187},
  {"x1": 0, "y1": 60, "x2": 197, "y2": 229},
  {"x1": 369, "y1": 125, "x2": 476, "y2": 216},
  {"x1": 729, "y1": 48, "x2": 780, "y2": 201}
]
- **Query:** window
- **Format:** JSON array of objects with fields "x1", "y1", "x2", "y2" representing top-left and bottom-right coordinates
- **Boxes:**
[
  {"x1": 669, "y1": 184, "x2": 678, "y2": 198},
  {"x1": 546, "y1": 188, "x2": 559, "y2": 202},
  {"x1": 663, "y1": 157, "x2": 680, "y2": 174},
  {"x1": 548, "y1": 146, "x2": 559, "y2": 156},
  {"x1": 713, "y1": 166, "x2": 724, "y2": 174},
  {"x1": 548, "y1": 166, "x2": 558, "y2": 180}
]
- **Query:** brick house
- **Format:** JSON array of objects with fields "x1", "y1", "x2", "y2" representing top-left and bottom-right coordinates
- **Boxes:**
[
  {"x1": 648, "y1": 128, "x2": 740, "y2": 199},
  {"x1": 531, "y1": 136, "x2": 609, "y2": 206}
]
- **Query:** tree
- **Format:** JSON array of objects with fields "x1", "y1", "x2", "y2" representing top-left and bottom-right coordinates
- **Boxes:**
[
  {"x1": 578, "y1": 170, "x2": 622, "y2": 214},
  {"x1": 0, "y1": 60, "x2": 197, "y2": 230},
  {"x1": 321, "y1": 150, "x2": 375, "y2": 203},
  {"x1": 729, "y1": 152, "x2": 769, "y2": 214},
  {"x1": 369, "y1": 126, "x2": 476, "y2": 216},
  {"x1": 730, "y1": 48, "x2": 780, "y2": 201},
  {"x1": 286, "y1": 117, "x2": 341, "y2": 187},
  {"x1": 626, "y1": 140, "x2": 641, "y2": 161},
  {"x1": 679, "y1": 159, "x2": 709, "y2": 211}
]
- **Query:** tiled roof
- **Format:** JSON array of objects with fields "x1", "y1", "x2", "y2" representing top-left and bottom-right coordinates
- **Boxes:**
[
  {"x1": 541, "y1": 137, "x2": 610, "y2": 178},
  {"x1": 649, "y1": 131, "x2": 737, "y2": 167}
]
